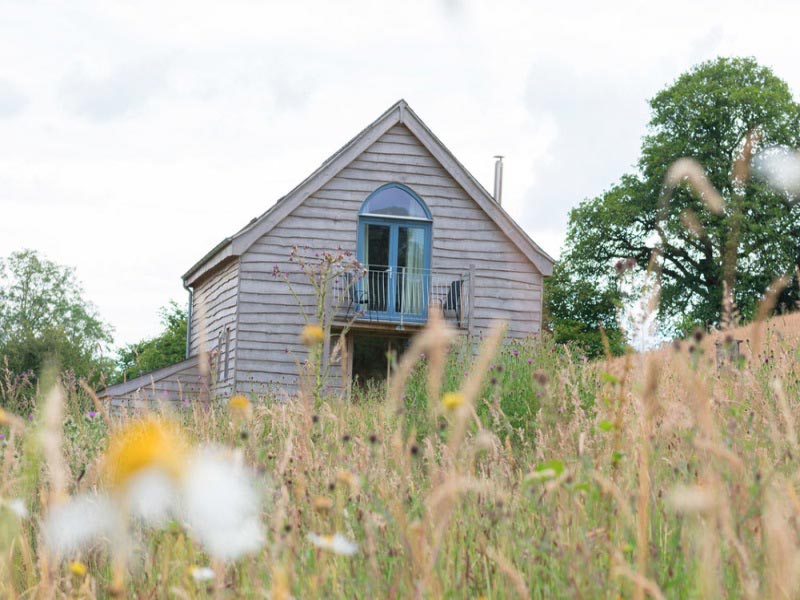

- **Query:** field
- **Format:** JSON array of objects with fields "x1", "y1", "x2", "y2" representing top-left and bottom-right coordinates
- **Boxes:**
[{"x1": 2, "y1": 313, "x2": 800, "y2": 598}]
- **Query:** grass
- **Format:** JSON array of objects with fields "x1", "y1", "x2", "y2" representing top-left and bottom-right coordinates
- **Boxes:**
[{"x1": 2, "y1": 312, "x2": 800, "y2": 598}]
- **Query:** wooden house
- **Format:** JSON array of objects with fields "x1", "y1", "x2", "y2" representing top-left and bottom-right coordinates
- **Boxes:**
[{"x1": 102, "y1": 100, "x2": 554, "y2": 405}]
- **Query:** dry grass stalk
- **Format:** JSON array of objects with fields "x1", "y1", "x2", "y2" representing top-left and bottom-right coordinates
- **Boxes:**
[
  {"x1": 485, "y1": 545, "x2": 530, "y2": 599},
  {"x1": 612, "y1": 551, "x2": 665, "y2": 600},
  {"x1": 633, "y1": 357, "x2": 660, "y2": 600}
]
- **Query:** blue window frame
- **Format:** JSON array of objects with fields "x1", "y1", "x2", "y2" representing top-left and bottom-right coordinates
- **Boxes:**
[{"x1": 357, "y1": 184, "x2": 432, "y2": 322}]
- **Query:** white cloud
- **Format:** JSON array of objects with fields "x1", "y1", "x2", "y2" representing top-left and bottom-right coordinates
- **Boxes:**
[
  {"x1": 2, "y1": 0, "x2": 800, "y2": 346},
  {"x1": 0, "y1": 79, "x2": 26, "y2": 117},
  {"x1": 59, "y1": 59, "x2": 170, "y2": 121}
]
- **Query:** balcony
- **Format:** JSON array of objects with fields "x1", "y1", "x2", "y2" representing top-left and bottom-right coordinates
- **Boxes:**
[{"x1": 331, "y1": 267, "x2": 472, "y2": 329}]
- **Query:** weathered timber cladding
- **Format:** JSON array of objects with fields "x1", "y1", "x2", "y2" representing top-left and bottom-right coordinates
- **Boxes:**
[
  {"x1": 189, "y1": 257, "x2": 239, "y2": 394},
  {"x1": 104, "y1": 358, "x2": 204, "y2": 410},
  {"x1": 236, "y1": 124, "x2": 542, "y2": 393}
]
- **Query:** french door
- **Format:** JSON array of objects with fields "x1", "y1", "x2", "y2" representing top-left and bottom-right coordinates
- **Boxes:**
[{"x1": 358, "y1": 217, "x2": 431, "y2": 321}]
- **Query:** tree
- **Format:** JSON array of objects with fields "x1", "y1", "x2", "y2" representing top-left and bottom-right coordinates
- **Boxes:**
[
  {"x1": 0, "y1": 249, "x2": 113, "y2": 382},
  {"x1": 114, "y1": 301, "x2": 187, "y2": 383},
  {"x1": 544, "y1": 261, "x2": 626, "y2": 358},
  {"x1": 547, "y1": 57, "x2": 800, "y2": 343}
]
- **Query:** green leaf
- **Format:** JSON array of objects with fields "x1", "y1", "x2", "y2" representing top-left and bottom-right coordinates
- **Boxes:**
[
  {"x1": 599, "y1": 372, "x2": 618, "y2": 385},
  {"x1": 536, "y1": 459, "x2": 565, "y2": 476},
  {"x1": 598, "y1": 420, "x2": 616, "y2": 432}
]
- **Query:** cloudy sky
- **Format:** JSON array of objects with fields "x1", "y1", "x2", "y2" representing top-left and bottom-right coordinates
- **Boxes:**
[{"x1": 2, "y1": 0, "x2": 800, "y2": 347}]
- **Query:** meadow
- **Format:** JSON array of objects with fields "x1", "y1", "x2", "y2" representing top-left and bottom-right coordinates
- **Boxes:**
[{"x1": 2, "y1": 312, "x2": 800, "y2": 598}]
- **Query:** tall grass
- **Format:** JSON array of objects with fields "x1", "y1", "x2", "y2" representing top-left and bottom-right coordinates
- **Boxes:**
[{"x1": 2, "y1": 311, "x2": 800, "y2": 598}]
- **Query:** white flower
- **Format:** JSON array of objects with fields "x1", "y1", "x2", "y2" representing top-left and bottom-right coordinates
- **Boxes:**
[
  {"x1": 7, "y1": 498, "x2": 28, "y2": 519},
  {"x1": 127, "y1": 469, "x2": 179, "y2": 526},
  {"x1": 190, "y1": 566, "x2": 215, "y2": 582},
  {"x1": 181, "y1": 447, "x2": 265, "y2": 561},
  {"x1": 41, "y1": 419, "x2": 266, "y2": 563},
  {"x1": 308, "y1": 532, "x2": 358, "y2": 556},
  {"x1": 43, "y1": 493, "x2": 121, "y2": 555}
]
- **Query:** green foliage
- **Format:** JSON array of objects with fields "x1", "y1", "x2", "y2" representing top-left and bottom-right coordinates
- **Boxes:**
[
  {"x1": 391, "y1": 331, "x2": 593, "y2": 439},
  {"x1": 549, "y1": 56, "x2": 800, "y2": 341},
  {"x1": 114, "y1": 301, "x2": 187, "y2": 383},
  {"x1": 544, "y1": 260, "x2": 627, "y2": 358},
  {"x1": 0, "y1": 249, "x2": 113, "y2": 387}
]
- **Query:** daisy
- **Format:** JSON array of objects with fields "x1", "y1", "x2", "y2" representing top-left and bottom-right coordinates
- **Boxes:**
[{"x1": 308, "y1": 532, "x2": 357, "y2": 556}]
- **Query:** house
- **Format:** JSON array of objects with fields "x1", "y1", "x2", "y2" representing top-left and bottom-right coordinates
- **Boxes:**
[{"x1": 101, "y1": 100, "x2": 554, "y2": 406}]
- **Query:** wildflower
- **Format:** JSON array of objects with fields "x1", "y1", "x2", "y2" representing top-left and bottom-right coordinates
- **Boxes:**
[
  {"x1": 513, "y1": 350, "x2": 519, "y2": 357},
  {"x1": 227, "y1": 394, "x2": 253, "y2": 421},
  {"x1": 308, "y1": 532, "x2": 358, "y2": 556},
  {"x1": 87, "y1": 411, "x2": 98, "y2": 419},
  {"x1": 336, "y1": 469, "x2": 361, "y2": 492},
  {"x1": 190, "y1": 566, "x2": 215, "y2": 582},
  {"x1": 44, "y1": 493, "x2": 119, "y2": 555},
  {"x1": 313, "y1": 496, "x2": 333, "y2": 514},
  {"x1": 300, "y1": 324, "x2": 325, "y2": 346},
  {"x1": 442, "y1": 391, "x2": 465, "y2": 411},
  {"x1": 7, "y1": 498, "x2": 28, "y2": 519},
  {"x1": 68, "y1": 561, "x2": 88, "y2": 577},
  {"x1": 45, "y1": 422, "x2": 265, "y2": 562},
  {"x1": 103, "y1": 417, "x2": 188, "y2": 491},
  {"x1": 527, "y1": 358, "x2": 533, "y2": 364},
  {"x1": 182, "y1": 447, "x2": 265, "y2": 560}
]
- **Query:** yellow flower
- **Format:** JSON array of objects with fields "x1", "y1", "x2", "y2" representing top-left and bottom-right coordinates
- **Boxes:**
[
  {"x1": 336, "y1": 469, "x2": 360, "y2": 493},
  {"x1": 68, "y1": 560, "x2": 87, "y2": 577},
  {"x1": 300, "y1": 324, "x2": 325, "y2": 346},
  {"x1": 312, "y1": 495, "x2": 333, "y2": 514},
  {"x1": 227, "y1": 394, "x2": 253, "y2": 420},
  {"x1": 103, "y1": 417, "x2": 188, "y2": 490},
  {"x1": 442, "y1": 391, "x2": 466, "y2": 411}
]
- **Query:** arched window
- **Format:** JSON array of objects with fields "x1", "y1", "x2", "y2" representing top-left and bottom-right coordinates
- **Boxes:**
[
  {"x1": 357, "y1": 184, "x2": 432, "y2": 321},
  {"x1": 359, "y1": 183, "x2": 432, "y2": 220}
]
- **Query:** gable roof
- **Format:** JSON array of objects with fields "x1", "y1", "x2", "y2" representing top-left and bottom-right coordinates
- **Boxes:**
[{"x1": 183, "y1": 99, "x2": 555, "y2": 285}]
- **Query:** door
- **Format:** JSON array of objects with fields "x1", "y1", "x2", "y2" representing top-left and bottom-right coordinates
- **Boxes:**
[{"x1": 359, "y1": 218, "x2": 430, "y2": 321}]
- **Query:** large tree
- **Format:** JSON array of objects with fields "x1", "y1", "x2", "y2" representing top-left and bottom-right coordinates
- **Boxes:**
[
  {"x1": 548, "y1": 57, "x2": 800, "y2": 345},
  {"x1": 0, "y1": 249, "x2": 113, "y2": 381}
]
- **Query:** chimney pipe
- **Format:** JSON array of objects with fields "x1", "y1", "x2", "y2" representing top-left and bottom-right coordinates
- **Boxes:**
[{"x1": 493, "y1": 155, "x2": 504, "y2": 205}]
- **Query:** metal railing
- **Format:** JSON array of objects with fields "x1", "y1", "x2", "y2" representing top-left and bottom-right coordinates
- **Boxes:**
[{"x1": 332, "y1": 267, "x2": 470, "y2": 327}]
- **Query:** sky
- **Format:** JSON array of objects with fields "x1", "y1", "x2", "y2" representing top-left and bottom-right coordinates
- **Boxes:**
[{"x1": 2, "y1": 0, "x2": 800, "y2": 348}]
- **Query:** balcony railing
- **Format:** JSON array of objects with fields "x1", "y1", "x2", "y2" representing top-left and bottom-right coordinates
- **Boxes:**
[{"x1": 331, "y1": 267, "x2": 471, "y2": 328}]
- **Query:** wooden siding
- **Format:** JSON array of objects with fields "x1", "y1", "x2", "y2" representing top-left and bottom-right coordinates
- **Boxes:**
[
  {"x1": 102, "y1": 358, "x2": 205, "y2": 411},
  {"x1": 236, "y1": 124, "x2": 542, "y2": 394},
  {"x1": 189, "y1": 258, "x2": 239, "y2": 394}
]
